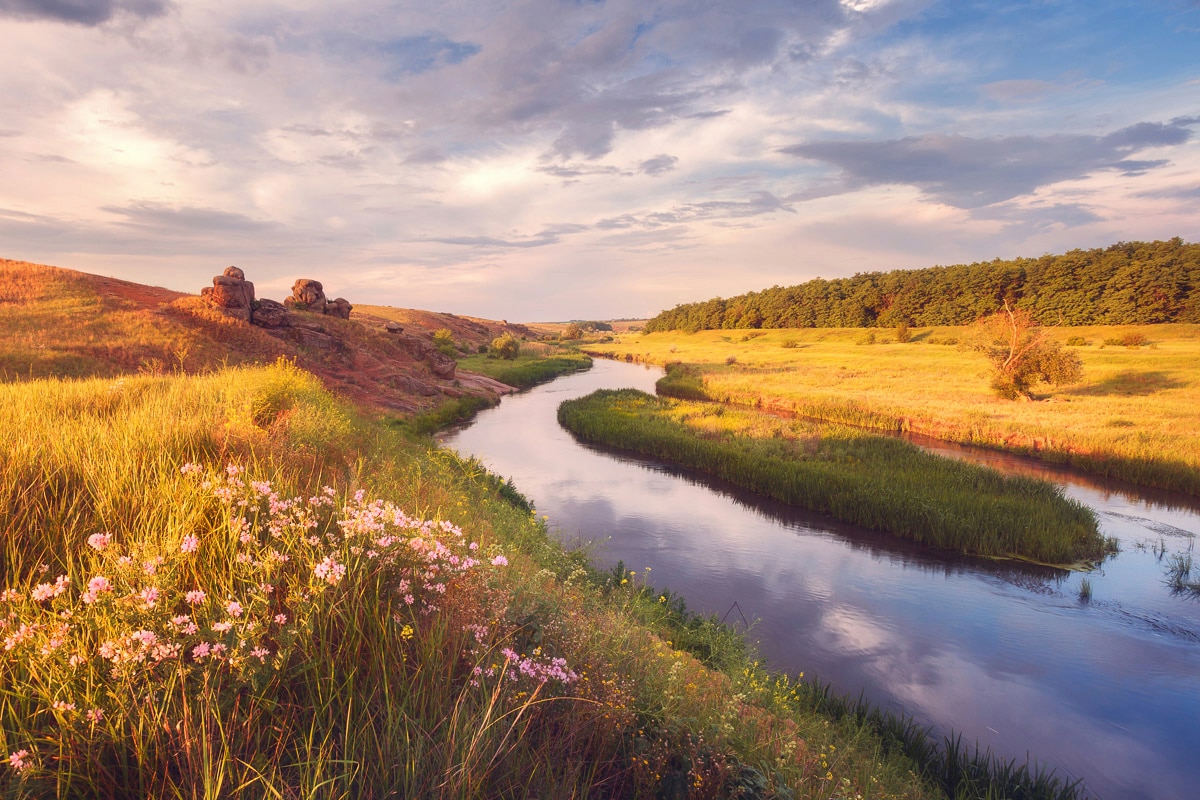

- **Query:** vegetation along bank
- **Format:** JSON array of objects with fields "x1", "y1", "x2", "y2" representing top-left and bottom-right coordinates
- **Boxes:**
[{"x1": 558, "y1": 389, "x2": 1107, "y2": 566}]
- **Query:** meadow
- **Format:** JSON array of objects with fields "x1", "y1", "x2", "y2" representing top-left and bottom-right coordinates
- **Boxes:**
[
  {"x1": 558, "y1": 389, "x2": 1105, "y2": 566},
  {"x1": 455, "y1": 349, "x2": 593, "y2": 389},
  {"x1": 586, "y1": 324, "x2": 1200, "y2": 496},
  {"x1": 0, "y1": 359, "x2": 963, "y2": 799}
]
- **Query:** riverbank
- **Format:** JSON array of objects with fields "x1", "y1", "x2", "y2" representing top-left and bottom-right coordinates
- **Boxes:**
[
  {"x1": 584, "y1": 324, "x2": 1200, "y2": 496},
  {"x1": 1, "y1": 361, "x2": 952, "y2": 799},
  {"x1": 558, "y1": 389, "x2": 1107, "y2": 566},
  {"x1": 457, "y1": 349, "x2": 592, "y2": 388}
]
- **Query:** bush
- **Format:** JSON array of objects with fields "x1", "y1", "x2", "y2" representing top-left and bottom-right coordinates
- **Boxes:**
[
  {"x1": 491, "y1": 332, "x2": 521, "y2": 360},
  {"x1": 780, "y1": 339, "x2": 799, "y2": 349},
  {"x1": 1065, "y1": 336, "x2": 1089, "y2": 347},
  {"x1": 432, "y1": 328, "x2": 457, "y2": 357},
  {"x1": 895, "y1": 322, "x2": 911, "y2": 343}
]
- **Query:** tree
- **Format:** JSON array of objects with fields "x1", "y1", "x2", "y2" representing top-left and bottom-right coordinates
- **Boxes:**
[
  {"x1": 967, "y1": 302, "x2": 1083, "y2": 399},
  {"x1": 490, "y1": 332, "x2": 521, "y2": 360},
  {"x1": 562, "y1": 322, "x2": 584, "y2": 339}
]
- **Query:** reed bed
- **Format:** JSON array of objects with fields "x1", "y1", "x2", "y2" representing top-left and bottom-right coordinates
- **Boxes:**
[{"x1": 558, "y1": 389, "x2": 1106, "y2": 565}]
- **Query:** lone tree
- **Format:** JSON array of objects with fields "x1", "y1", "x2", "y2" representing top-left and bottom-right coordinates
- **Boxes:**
[{"x1": 967, "y1": 302, "x2": 1083, "y2": 399}]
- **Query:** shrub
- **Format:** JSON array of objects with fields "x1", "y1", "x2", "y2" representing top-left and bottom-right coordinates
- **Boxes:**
[
  {"x1": 432, "y1": 328, "x2": 457, "y2": 357},
  {"x1": 780, "y1": 339, "x2": 799, "y2": 349},
  {"x1": 895, "y1": 322, "x2": 912, "y2": 343},
  {"x1": 491, "y1": 332, "x2": 521, "y2": 360},
  {"x1": 1065, "y1": 336, "x2": 1089, "y2": 347}
]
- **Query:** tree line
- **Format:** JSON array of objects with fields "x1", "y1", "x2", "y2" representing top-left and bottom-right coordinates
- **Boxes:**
[{"x1": 644, "y1": 239, "x2": 1200, "y2": 332}]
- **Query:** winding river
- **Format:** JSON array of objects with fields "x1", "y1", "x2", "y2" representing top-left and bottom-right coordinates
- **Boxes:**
[{"x1": 441, "y1": 359, "x2": 1200, "y2": 800}]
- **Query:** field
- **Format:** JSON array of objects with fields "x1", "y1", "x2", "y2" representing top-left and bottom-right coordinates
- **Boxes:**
[
  {"x1": 559, "y1": 389, "x2": 1105, "y2": 566},
  {"x1": 586, "y1": 324, "x2": 1200, "y2": 495}
]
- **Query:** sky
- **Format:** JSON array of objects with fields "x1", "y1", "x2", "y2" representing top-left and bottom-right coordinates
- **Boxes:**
[{"x1": 1, "y1": 0, "x2": 1198, "y2": 320}]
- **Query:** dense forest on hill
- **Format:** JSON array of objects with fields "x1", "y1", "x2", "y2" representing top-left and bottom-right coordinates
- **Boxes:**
[{"x1": 645, "y1": 239, "x2": 1200, "y2": 332}]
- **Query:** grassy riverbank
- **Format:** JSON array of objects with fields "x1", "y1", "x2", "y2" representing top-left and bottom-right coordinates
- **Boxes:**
[
  {"x1": 457, "y1": 350, "x2": 592, "y2": 388},
  {"x1": 558, "y1": 389, "x2": 1106, "y2": 566},
  {"x1": 586, "y1": 324, "x2": 1200, "y2": 496},
  {"x1": 2, "y1": 360, "x2": 959, "y2": 799}
]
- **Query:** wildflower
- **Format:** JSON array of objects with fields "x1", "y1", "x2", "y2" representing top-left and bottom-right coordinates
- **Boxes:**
[
  {"x1": 87, "y1": 533, "x2": 111, "y2": 550},
  {"x1": 225, "y1": 600, "x2": 243, "y2": 617},
  {"x1": 7, "y1": 749, "x2": 31, "y2": 773},
  {"x1": 491, "y1": 555, "x2": 509, "y2": 567},
  {"x1": 180, "y1": 535, "x2": 199, "y2": 553},
  {"x1": 139, "y1": 587, "x2": 160, "y2": 608},
  {"x1": 180, "y1": 463, "x2": 202, "y2": 475},
  {"x1": 81, "y1": 575, "x2": 112, "y2": 604},
  {"x1": 314, "y1": 556, "x2": 346, "y2": 585},
  {"x1": 273, "y1": 613, "x2": 288, "y2": 625},
  {"x1": 249, "y1": 646, "x2": 271, "y2": 662},
  {"x1": 212, "y1": 621, "x2": 233, "y2": 633},
  {"x1": 400, "y1": 624, "x2": 414, "y2": 640},
  {"x1": 31, "y1": 575, "x2": 69, "y2": 602},
  {"x1": 86, "y1": 709, "x2": 103, "y2": 723},
  {"x1": 51, "y1": 700, "x2": 76, "y2": 713},
  {"x1": 185, "y1": 590, "x2": 206, "y2": 605},
  {"x1": 191, "y1": 642, "x2": 211, "y2": 660}
]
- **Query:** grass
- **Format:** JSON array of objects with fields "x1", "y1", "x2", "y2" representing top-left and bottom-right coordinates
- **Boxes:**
[
  {"x1": 457, "y1": 350, "x2": 593, "y2": 389},
  {"x1": 558, "y1": 389, "x2": 1106, "y2": 566},
  {"x1": 587, "y1": 324, "x2": 1200, "y2": 496},
  {"x1": 0, "y1": 359, "x2": 953, "y2": 799}
]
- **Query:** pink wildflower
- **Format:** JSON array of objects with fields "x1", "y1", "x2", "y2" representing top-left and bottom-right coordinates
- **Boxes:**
[
  {"x1": 491, "y1": 555, "x2": 509, "y2": 567},
  {"x1": 87, "y1": 533, "x2": 111, "y2": 550},
  {"x1": 212, "y1": 621, "x2": 233, "y2": 633},
  {"x1": 314, "y1": 556, "x2": 346, "y2": 585},
  {"x1": 273, "y1": 613, "x2": 288, "y2": 625},
  {"x1": 7, "y1": 749, "x2": 31, "y2": 773},
  {"x1": 86, "y1": 709, "x2": 103, "y2": 723},
  {"x1": 191, "y1": 642, "x2": 211, "y2": 660},
  {"x1": 180, "y1": 535, "x2": 199, "y2": 554},
  {"x1": 185, "y1": 590, "x2": 206, "y2": 605},
  {"x1": 81, "y1": 575, "x2": 112, "y2": 605},
  {"x1": 139, "y1": 587, "x2": 160, "y2": 608},
  {"x1": 225, "y1": 600, "x2": 243, "y2": 617},
  {"x1": 51, "y1": 700, "x2": 76, "y2": 713}
]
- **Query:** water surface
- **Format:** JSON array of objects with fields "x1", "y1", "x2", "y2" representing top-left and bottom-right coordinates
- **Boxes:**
[{"x1": 442, "y1": 360, "x2": 1200, "y2": 800}]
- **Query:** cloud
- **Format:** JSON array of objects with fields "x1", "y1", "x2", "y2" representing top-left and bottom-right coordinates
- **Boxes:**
[
  {"x1": 780, "y1": 119, "x2": 1199, "y2": 208},
  {"x1": 0, "y1": 0, "x2": 168, "y2": 26},
  {"x1": 639, "y1": 154, "x2": 679, "y2": 176}
]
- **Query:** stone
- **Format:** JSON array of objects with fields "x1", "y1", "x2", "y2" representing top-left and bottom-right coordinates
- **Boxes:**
[
  {"x1": 288, "y1": 279, "x2": 326, "y2": 310},
  {"x1": 223, "y1": 265, "x2": 245, "y2": 280},
  {"x1": 201, "y1": 273, "x2": 255, "y2": 321},
  {"x1": 325, "y1": 297, "x2": 352, "y2": 319},
  {"x1": 385, "y1": 321, "x2": 404, "y2": 333},
  {"x1": 251, "y1": 298, "x2": 291, "y2": 328}
]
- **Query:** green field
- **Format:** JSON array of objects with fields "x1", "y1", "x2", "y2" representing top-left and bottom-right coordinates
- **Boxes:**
[
  {"x1": 587, "y1": 324, "x2": 1200, "y2": 495},
  {"x1": 457, "y1": 350, "x2": 593, "y2": 388}
]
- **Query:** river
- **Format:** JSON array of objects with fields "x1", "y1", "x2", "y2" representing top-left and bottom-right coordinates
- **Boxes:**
[{"x1": 440, "y1": 359, "x2": 1200, "y2": 800}]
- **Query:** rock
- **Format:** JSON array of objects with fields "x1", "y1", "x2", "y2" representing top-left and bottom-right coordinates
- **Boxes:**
[
  {"x1": 287, "y1": 279, "x2": 326, "y2": 311},
  {"x1": 223, "y1": 266, "x2": 245, "y2": 280},
  {"x1": 325, "y1": 297, "x2": 352, "y2": 319},
  {"x1": 201, "y1": 272, "x2": 255, "y2": 321},
  {"x1": 288, "y1": 323, "x2": 340, "y2": 351},
  {"x1": 385, "y1": 321, "x2": 404, "y2": 333},
  {"x1": 396, "y1": 333, "x2": 456, "y2": 379},
  {"x1": 251, "y1": 298, "x2": 291, "y2": 328}
]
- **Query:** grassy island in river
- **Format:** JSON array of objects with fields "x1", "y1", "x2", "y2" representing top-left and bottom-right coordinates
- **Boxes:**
[{"x1": 558, "y1": 389, "x2": 1107, "y2": 566}]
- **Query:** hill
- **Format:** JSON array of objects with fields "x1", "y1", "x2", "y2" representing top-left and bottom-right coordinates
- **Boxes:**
[
  {"x1": 645, "y1": 239, "x2": 1200, "y2": 332},
  {"x1": 0, "y1": 259, "x2": 527, "y2": 412}
]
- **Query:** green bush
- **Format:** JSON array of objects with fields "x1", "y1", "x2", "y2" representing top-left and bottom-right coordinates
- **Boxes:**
[{"x1": 490, "y1": 332, "x2": 521, "y2": 360}]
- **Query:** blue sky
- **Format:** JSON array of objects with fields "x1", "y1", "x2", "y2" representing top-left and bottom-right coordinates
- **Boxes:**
[{"x1": 0, "y1": 0, "x2": 1196, "y2": 319}]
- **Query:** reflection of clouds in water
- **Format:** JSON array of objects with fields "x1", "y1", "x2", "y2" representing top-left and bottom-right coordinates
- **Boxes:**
[{"x1": 446, "y1": 359, "x2": 1200, "y2": 800}]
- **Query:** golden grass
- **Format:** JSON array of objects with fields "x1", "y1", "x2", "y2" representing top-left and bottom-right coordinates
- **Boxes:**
[{"x1": 588, "y1": 324, "x2": 1200, "y2": 494}]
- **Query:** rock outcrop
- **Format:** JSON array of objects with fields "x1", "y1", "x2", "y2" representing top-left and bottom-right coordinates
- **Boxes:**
[
  {"x1": 200, "y1": 266, "x2": 255, "y2": 321},
  {"x1": 285, "y1": 279, "x2": 353, "y2": 318},
  {"x1": 250, "y1": 298, "x2": 290, "y2": 329}
]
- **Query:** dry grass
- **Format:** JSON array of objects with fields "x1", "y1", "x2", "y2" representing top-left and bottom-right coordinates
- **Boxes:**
[{"x1": 588, "y1": 324, "x2": 1200, "y2": 494}]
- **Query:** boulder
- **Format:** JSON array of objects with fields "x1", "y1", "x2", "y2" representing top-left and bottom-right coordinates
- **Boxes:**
[
  {"x1": 201, "y1": 272, "x2": 255, "y2": 321},
  {"x1": 287, "y1": 279, "x2": 326, "y2": 311},
  {"x1": 251, "y1": 298, "x2": 291, "y2": 328},
  {"x1": 385, "y1": 321, "x2": 404, "y2": 333},
  {"x1": 325, "y1": 297, "x2": 352, "y2": 319},
  {"x1": 223, "y1": 265, "x2": 245, "y2": 280},
  {"x1": 396, "y1": 333, "x2": 456, "y2": 379}
]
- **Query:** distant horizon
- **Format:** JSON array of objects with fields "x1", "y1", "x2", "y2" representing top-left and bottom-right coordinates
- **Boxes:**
[{"x1": 2, "y1": 1, "x2": 1197, "y2": 320}]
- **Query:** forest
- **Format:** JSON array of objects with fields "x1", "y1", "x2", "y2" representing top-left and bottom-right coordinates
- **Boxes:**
[{"x1": 644, "y1": 239, "x2": 1200, "y2": 332}]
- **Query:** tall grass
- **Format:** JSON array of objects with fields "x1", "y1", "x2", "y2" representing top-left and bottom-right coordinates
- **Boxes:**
[
  {"x1": 558, "y1": 390, "x2": 1106, "y2": 565},
  {"x1": 1, "y1": 361, "x2": 939, "y2": 799}
]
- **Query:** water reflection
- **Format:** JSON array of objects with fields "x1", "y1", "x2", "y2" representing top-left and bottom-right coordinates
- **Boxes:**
[{"x1": 442, "y1": 360, "x2": 1200, "y2": 800}]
